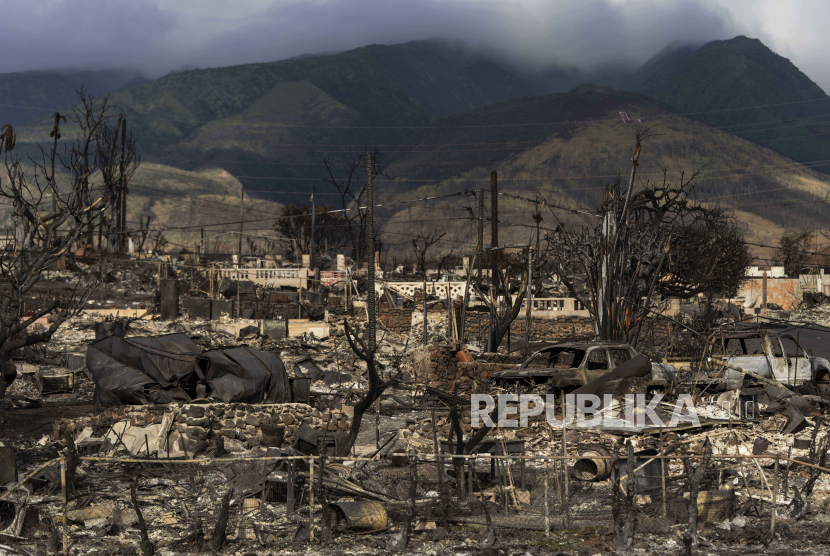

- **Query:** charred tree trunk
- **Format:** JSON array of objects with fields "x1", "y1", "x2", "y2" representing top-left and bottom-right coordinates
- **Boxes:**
[{"x1": 337, "y1": 320, "x2": 395, "y2": 457}]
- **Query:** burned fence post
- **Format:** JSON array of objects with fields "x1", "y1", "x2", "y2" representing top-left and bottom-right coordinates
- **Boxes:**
[
  {"x1": 318, "y1": 451, "x2": 331, "y2": 543},
  {"x1": 622, "y1": 443, "x2": 636, "y2": 550},
  {"x1": 611, "y1": 451, "x2": 623, "y2": 549},
  {"x1": 387, "y1": 450, "x2": 417, "y2": 552},
  {"x1": 131, "y1": 477, "x2": 155, "y2": 556},
  {"x1": 683, "y1": 454, "x2": 700, "y2": 550},
  {"x1": 210, "y1": 487, "x2": 234, "y2": 552},
  {"x1": 287, "y1": 459, "x2": 296, "y2": 515},
  {"x1": 61, "y1": 458, "x2": 68, "y2": 556},
  {"x1": 562, "y1": 393, "x2": 570, "y2": 528},
  {"x1": 473, "y1": 456, "x2": 496, "y2": 549},
  {"x1": 544, "y1": 458, "x2": 550, "y2": 537},
  {"x1": 772, "y1": 456, "x2": 778, "y2": 536},
  {"x1": 431, "y1": 408, "x2": 444, "y2": 492},
  {"x1": 309, "y1": 456, "x2": 315, "y2": 542},
  {"x1": 660, "y1": 426, "x2": 667, "y2": 517},
  {"x1": 682, "y1": 438, "x2": 711, "y2": 549}
]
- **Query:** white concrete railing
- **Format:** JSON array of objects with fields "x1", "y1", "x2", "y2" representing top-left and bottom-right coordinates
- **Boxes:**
[
  {"x1": 382, "y1": 281, "x2": 469, "y2": 299},
  {"x1": 215, "y1": 267, "x2": 308, "y2": 289},
  {"x1": 381, "y1": 283, "x2": 590, "y2": 317},
  {"x1": 520, "y1": 297, "x2": 588, "y2": 316}
]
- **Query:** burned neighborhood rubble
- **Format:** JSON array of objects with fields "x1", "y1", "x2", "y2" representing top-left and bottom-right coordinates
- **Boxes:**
[
  {"x1": 6, "y1": 134, "x2": 830, "y2": 556},
  {"x1": 8, "y1": 253, "x2": 830, "y2": 556}
]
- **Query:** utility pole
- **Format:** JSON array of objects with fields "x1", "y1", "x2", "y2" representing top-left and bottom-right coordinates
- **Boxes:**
[
  {"x1": 119, "y1": 119, "x2": 127, "y2": 252},
  {"x1": 423, "y1": 266, "x2": 428, "y2": 347},
  {"x1": 477, "y1": 189, "x2": 484, "y2": 279},
  {"x1": 365, "y1": 153, "x2": 377, "y2": 354},
  {"x1": 238, "y1": 184, "x2": 244, "y2": 265},
  {"x1": 525, "y1": 246, "x2": 533, "y2": 355},
  {"x1": 490, "y1": 170, "x2": 499, "y2": 281},
  {"x1": 489, "y1": 171, "x2": 498, "y2": 353},
  {"x1": 309, "y1": 188, "x2": 315, "y2": 270}
]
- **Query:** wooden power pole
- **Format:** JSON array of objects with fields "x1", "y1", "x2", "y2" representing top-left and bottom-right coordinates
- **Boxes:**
[
  {"x1": 119, "y1": 119, "x2": 127, "y2": 251},
  {"x1": 238, "y1": 185, "x2": 244, "y2": 263},
  {"x1": 477, "y1": 189, "x2": 484, "y2": 278},
  {"x1": 365, "y1": 154, "x2": 376, "y2": 354},
  {"x1": 491, "y1": 170, "x2": 498, "y2": 272}
]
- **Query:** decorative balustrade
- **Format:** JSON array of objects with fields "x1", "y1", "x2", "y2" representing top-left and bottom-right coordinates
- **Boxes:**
[{"x1": 214, "y1": 267, "x2": 308, "y2": 289}]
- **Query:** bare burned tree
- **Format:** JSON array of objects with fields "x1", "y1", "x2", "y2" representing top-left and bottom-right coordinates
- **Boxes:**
[
  {"x1": 337, "y1": 319, "x2": 396, "y2": 456},
  {"x1": 474, "y1": 248, "x2": 529, "y2": 352},
  {"x1": 0, "y1": 113, "x2": 106, "y2": 430},
  {"x1": 68, "y1": 89, "x2": 110, "y2": 248},
  {"x1": 543, "y1": 129, "x2": 750, "y2": 344},
  {"x1": 274, "y1": 203, "x2": 349, "y2": 261},
  {"x1": 95, "y1": 112, "x2": 141, "y2": 252},
  {"x1": 136, "y1": 215, "x2": 152, "y2": 257},
  {"x1": 412, "y1": 231, "x2": 445, "y2": 276},
  {"x1": 322, "y1": 149, "x2": 385, "y2": 264},
  {"x1": 436, "y1": 249, "x2": 455, "y2": 276},
  {"x1": 778, "y1": 230, "x2": 814, "y2": 276}
]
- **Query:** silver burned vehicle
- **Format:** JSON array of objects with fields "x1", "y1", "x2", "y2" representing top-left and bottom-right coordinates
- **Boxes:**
[
  {"x1": 491, "y1": 341, "x2": 677, "y2": 397},
  {"x1": 711, "y1": 332, "x2": 830, "y2": 391}
]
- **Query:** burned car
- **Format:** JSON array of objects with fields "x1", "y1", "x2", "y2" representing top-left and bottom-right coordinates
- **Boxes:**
[
  {"x1": 491, "y1": 341, "x2": 677, "y2": 397},
  {"x1": 710, "y1": 331, "x2": 830, "y2": 391}
]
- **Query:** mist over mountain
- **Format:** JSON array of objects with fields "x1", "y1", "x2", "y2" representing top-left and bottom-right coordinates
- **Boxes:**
[
  {"x1": 624, "y1": 36, "x2": 830, "y2": 166},
  {"x1": 9, "y1": 33, "x2": 830, "y2": 248}
]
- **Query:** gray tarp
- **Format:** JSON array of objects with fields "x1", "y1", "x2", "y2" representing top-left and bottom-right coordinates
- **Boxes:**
[
  {"x1": 196, "y1": 346, "x2": 291, "y2": 404},
  {"x1": 88, "y1": 334, "x2": 290, "y2": 412},
  {"x1": 88, "y1": 334, "x2": 202, "y2": 412}
]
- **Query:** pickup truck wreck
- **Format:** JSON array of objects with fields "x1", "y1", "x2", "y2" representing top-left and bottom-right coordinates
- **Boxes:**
[
  {"x1": 491, "y1": 341, "x2": 677, "y2": 397},
  {"x1": 710, "y1": 331, "x2": 830, "y2": 391}
]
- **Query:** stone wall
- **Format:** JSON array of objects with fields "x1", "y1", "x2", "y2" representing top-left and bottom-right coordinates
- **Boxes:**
[
  {"x1": 424, "y1": 344, "x2": 521, "y2": 394},
  {"x1": 378, "y1": 307, "x2": 414, "y2": 334},
  {"x1": 426, "y1": 344, "x2": 458, "y2": 387},
  {"x1": 53, "y1": 402, "x2": 351, "y2": 455},
  {"x1": 463, "y1": 313, "x2": 595, "y2": 344}
]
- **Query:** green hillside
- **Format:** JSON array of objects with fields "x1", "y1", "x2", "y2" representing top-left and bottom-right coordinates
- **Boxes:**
[
  {"x1": 375, "y1": 85, "x2": 830, "y2": 255},
  {"x1": 0, "y1": 162, "x2": 282, "y2": 252},
  {"x1": 0, "y1": 68, "x2": 145, "y2": 126},
  {"x1": 625, "y1": 36, "x2": 830, "y2": 168},
  {"x1": 110, "y1": 40, "x2": 537, "y2": 146},
  {"x1": 124, "y1": 163, "x2": 282, "y2": 251},
  {"x1": 87, "y1": 40, "x2": 545, "y2": 206}
]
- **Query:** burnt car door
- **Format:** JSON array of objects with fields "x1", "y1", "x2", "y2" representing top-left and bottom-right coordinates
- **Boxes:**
[
  {"x1": 777, "y1": 336, "x2": 812, "y2": 386},
  {"x1": 583, "y1": 347, "x2": 612, "y2": 383},
  {"x1": 609, "y1": 347, "x2": 634, "y2": 368}
]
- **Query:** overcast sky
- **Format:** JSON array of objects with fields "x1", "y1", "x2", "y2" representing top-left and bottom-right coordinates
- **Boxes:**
[{"x1": 2, "y1": 0, "x2": 828, "y2": 92}]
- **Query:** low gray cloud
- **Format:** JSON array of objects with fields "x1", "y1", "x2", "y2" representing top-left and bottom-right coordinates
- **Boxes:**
[
  {"x1": 4, "y1": 0, "x2": 826, "y2": 93},
  {"x1": 183, "y1": 0, "x2": 740, "y2": 73},
  {"x1": 0, "y1": 0, "x2": 175, "y2": 73}
]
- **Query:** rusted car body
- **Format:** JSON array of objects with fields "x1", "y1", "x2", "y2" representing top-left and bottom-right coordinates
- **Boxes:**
[
  {"x1": 711, "y1": 332, "x2": 830, "y2": 390},
  {"x1": 491, "y1": 341, "x2": 677, "y2": 396}
]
